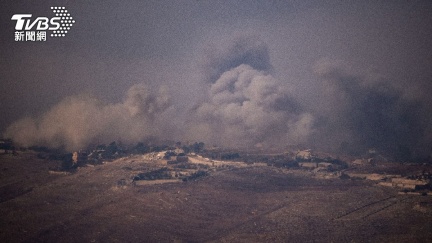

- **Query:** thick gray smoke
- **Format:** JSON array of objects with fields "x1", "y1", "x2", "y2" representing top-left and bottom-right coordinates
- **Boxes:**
[
  {"x1": 4, "y1": 36, "x2": 313, "y2": 152},
  {"x1": 190, "y1": 64, "x2": 314, "y2": 149},
  {"x1": 3, "y1": 36, "x2": 431, "y2": 159},
  {"x1": 3, "y1": 84, "x2": 171, "y2": 151},
  {"x1": 185, "y1": 37, "x2": 314, "y2": 149},
  {"x1": 312, "y1": 59, "x2": 432, "y2": 159},
  {"x1": 202, "y1": 36, "x2": 272, "y2": 83}
]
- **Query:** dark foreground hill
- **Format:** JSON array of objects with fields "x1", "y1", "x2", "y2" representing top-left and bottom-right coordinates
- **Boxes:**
[{"x1": 1, "y1": 151, "x2": 431, "y2": 242}]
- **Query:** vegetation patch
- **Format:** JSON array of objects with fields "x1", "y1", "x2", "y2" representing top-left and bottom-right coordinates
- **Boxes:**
[
  {"x1": 133, "y1": 168, "x2": 172, "y2": 181},
  {"x1": 182, "y1": 170, "x2": 209, "y2": 182}
]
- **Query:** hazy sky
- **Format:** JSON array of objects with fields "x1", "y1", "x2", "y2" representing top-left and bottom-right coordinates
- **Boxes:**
[{"x1": 1, "y1": 1, "x2": 431, "y2": 157}]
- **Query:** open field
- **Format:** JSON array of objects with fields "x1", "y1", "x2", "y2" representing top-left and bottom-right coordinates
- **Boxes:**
[{"x1": 1, "y1": 151, "x2": 432, "y2": 242}]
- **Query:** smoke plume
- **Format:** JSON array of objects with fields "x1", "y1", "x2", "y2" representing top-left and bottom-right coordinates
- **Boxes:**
[
  {"x1": 202, "y1": 36, "x2": 272, "y2": 83},
  {"x1": 3, "y1": 84, "x2": 171, "y2": 151},
  {"x1": 3, "y1": 36, "x2": 431, "y2": 159},
  {"x1": 312, "y1": 59, "x2": 432, "y2": 159},
  {"x1": 190, "y1": 64, "x2": 314, "y2": 148}
]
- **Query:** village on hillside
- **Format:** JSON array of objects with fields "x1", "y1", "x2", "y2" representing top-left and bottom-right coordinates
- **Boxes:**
[{"x1": 2, "y1": 138, "x2": 429, "y2": 196}]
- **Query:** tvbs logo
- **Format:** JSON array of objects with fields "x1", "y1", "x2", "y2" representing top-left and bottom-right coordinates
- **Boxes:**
[
  {"x1": 11, "y1": 7, "x2": 75, "y2": 42},
  {"x1": 12, "y1": 14, "x2": 61, "y2": 31}
]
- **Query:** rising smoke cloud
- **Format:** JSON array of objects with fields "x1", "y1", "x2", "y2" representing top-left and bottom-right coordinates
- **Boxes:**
[
  {"x1": 201, "y1": 36, "x2": 272, "y2": 83},
  {"x1": 312, "y1": 59, "x2": 432, "y2": 159},
  {"x1": 3, "y1": 36, "x2": 431, "y2": 159},
  {"x1": 4, "y1": 36, "x2": 313, "y2": 152},
  {"x1": 190, "y1": 64, "x2": 314, "y2": 148},
  {"x1": 3, "y1": 84, "x2": 171, "y2": 151},
  {"x1": 187, "y1": 36, "x2": 314, "y2": 149}
]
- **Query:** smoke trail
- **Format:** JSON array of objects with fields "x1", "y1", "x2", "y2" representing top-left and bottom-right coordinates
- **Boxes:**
[{"x1": 3, "y1": 84, "x2": 171, "y2": 151}]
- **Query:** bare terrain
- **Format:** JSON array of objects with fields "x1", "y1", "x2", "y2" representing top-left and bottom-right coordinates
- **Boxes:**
[{"x1": 1, "y1": 151, "x2": 432, "y2": 242}]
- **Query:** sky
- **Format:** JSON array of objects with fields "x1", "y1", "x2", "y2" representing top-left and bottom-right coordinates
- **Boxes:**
[{"x1": 1, "y1": 0, "x2": 431, "y2": 159}]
